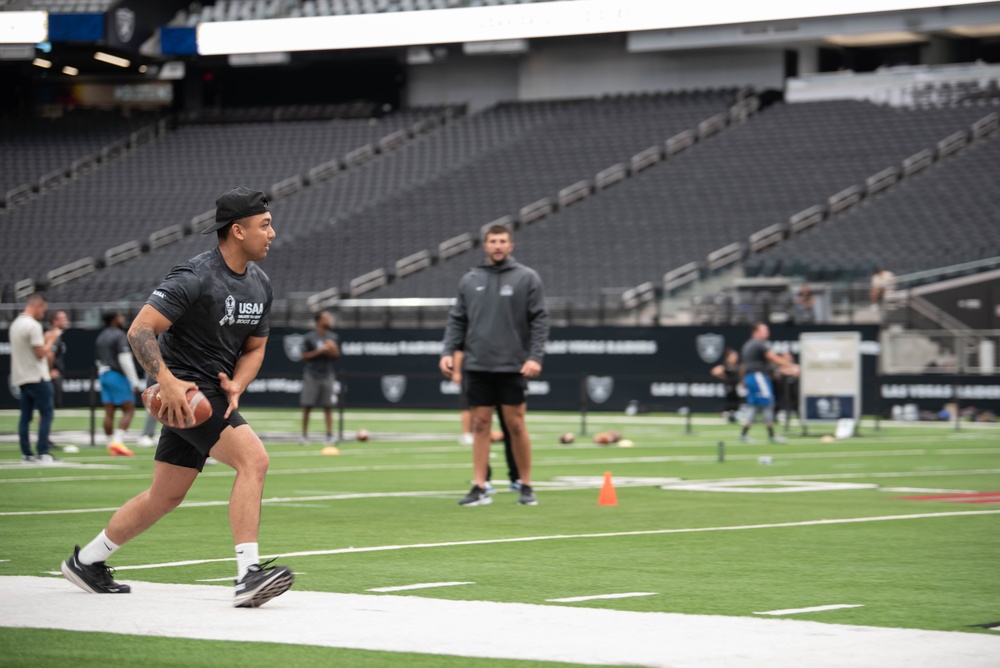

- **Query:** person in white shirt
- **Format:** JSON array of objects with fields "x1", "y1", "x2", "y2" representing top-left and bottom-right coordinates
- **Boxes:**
[{"x1": 9, "y1": 293, "x2": 62, "y2": 463}]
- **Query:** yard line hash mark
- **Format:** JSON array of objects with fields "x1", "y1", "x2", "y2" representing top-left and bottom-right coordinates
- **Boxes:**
[
  {"x1": 755, "y1": 604, "x2": 864, "y2": 616},
  {"x1": 548, "y1": 592, "x2": 657, "y2": 603},
  {"x1": 369, "y1": 582, "x2": 474, "y2": 592}
]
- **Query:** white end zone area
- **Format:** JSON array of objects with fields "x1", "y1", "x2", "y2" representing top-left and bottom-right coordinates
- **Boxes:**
[{"x1": 2, "y1": 576, "x2": 998, "y2": 667}]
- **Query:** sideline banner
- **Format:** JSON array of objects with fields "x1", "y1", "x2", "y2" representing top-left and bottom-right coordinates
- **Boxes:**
[{"x1": 3, "y1": 325, "x2": 890, "y2": 412}]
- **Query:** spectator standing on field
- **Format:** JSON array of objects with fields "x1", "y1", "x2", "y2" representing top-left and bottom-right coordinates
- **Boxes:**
[
  {"x1": 47, "y1": 310, "x2": 69, "y2": 409},
  {"x1": 95, "y1": 312, "x2": 143, "y2": 456},
  {"x1": 299, "y1": 310, "x2": 340, "y2": 445},
  {"x1": 9, "y1": 293, "x2": 61, "y2": 464},
  {"x1": 710, "y1": 347, "x2": 741, "y2": 423},
  {"x1": 439, "y1": 224, "x2": 549, "y2": 507},
  {"x1": 739, "y1": 322, "x2": 796, "y2": 444}
]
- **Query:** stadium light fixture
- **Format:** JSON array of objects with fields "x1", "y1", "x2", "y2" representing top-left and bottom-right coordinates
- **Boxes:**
[
  {"x1": 0, "y1": 11, "x2": 47, "y2": 44},
  {"x1": 62, "y1": 65, "x2": 79, "y2": 76},
  {"x1": 824, "y1": 31, "x2": 927, "y2": 46},
  {"x1": 94, "y1": 51, "x2": 131, "y2": 68},
  {"x1": 947, "y1": 22, "x2": 1000, "y2": 37},
  {"x1": 32, "y1": 57, "x2": 52, "y2": 69},
  {"x1": 197, "y1": 0, "x2": 1000, "y2": 55}
]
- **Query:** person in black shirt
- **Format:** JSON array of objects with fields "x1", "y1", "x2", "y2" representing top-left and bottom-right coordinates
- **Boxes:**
[
  {"x1": 299, "y1": 310, "x2": 340, "y2": 445},
  {"x1": 61, "y1": 187, "x2": 293, "y2": 608},
  {"x1": 710, "y1": 347, "x2": 741, "y2": 423}
]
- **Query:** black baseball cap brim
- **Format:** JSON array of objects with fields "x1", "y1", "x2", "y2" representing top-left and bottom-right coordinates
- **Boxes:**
[{"x1": 202, "y1": 187, "x2": 269, "y2": 235}]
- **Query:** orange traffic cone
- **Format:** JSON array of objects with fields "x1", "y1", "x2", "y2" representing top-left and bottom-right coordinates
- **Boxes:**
[{"x1": 598, "y1": 471, "x2": 618, "y2": 506}]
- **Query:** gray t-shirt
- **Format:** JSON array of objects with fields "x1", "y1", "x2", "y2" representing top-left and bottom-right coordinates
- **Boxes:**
[
  {"x1": 95, "y1": 327, "x2": 129, "y2": 374},
  {"x1": 146, "y1": 247, "x2": 272, "y2": 387},
  {"x1": 741, "y1": 338, "x2": 770, "y2": 374},
  {"x1": 302, "y1": 330, "x2": 339, "y2": 379}
]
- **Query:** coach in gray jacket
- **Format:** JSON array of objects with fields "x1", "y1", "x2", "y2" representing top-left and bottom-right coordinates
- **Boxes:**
[{"x1": 440, "y1": 223, "x2": 549, "y2": 507}]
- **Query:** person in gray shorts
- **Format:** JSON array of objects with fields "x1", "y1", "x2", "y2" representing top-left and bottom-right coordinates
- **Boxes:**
[{"x1": 299, "y1": 310, "x2": 340, "y2": 444}]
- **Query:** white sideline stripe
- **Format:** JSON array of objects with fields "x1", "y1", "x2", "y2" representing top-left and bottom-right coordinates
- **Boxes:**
[
  {"x1": 2, "y1": 448, "x2": 998, "y2": 485},
  {"x1": 2, "y1": 470, "x2": 998, "y2": 517},
  {"x1": 106, "y1": 509, "x2": 1000, "y2": 572},
  {"x1": 548, "y1": 592, "x2": 657, "y2": 603},
  {"x1": 755, "y1": 604, "x2": 865, "y2": 616},
  {"x1": 369, "y1": 582, "x2": 473, "y2": 592},
  {"x1": 5, "y1": 576, "x2": 1000, "y2": 668}
]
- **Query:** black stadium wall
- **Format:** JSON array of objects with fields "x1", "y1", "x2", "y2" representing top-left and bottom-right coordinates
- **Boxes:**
[{"x1": 3, "y1": 325, "x2": 999, "y2": 415}]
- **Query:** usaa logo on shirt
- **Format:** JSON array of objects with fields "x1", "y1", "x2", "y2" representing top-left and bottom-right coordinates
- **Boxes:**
[{"x1": 220, "y1": 294, "x2": 265, "y2": 327}]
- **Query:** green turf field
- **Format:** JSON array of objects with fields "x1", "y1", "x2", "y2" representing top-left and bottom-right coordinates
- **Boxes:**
[{"x1": 1, "y1": 408, "x2": 998, "y2": 666}]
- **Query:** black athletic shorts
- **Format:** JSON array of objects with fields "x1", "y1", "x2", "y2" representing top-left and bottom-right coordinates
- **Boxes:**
[
  {"x1": 465, "y1": 370, "x2": 527, "y2": 407},
  {"x1": 154, "y1": 385, "x2": 247, "y2": 472}
]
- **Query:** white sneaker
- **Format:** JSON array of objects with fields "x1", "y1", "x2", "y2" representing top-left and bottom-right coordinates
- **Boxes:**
[
  {"x1": 298, "y1": 435, "x2": 309, "y2": 446},
  {"x1": 37, "y1": 453, "x2": 56, "y2": 464},
  {"x1": 458, "y1": 433, "x2": 474, "y2": 446},
  {"x1": 136, "y1": 435, "x2": 155, "y2": 447},
  {"x1": 205, "y1": 457, "x2": 218, "y2": 466}
]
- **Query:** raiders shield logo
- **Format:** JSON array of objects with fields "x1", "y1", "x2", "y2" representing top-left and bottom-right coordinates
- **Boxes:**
[
  {"x1": 283, "y1": 334, "x2": 306, "y2": 362},
  {"x1": 115, "y1": 7, "x2": 136, "y2": 43},
  {"x1": 696, "y1": 333, "x2": 725, "y2": 363},
  {"x1": 381, "y1": 375, "x2": 407, "y2": 403},
  {"x1": 585, "y1": 375, "x2": 614, "y2": 404}
]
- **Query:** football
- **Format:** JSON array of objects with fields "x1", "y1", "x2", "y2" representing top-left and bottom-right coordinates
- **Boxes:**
[
  {"x1": 490, "y1": 429, "x2": 504, "y2": 442},
  {"x1": 593, "y1": 432, "x2": 614, "y2": 445},
  {"x1": 559, "y1": 432, "x2": 575, "y2": 444},
  {"x1": 356, "y1": 428, "x2": 370, "y2": 441},
  {"x1": 141, "y1": 383, "x2": 212, "y2": 430}
]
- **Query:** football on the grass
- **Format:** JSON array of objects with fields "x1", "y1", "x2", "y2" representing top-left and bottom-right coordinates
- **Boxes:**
[{"x1": 141, "y1": 383, "x2": 211, "y2": 429}]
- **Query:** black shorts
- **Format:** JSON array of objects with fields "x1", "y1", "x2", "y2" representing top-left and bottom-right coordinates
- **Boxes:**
[
  {"x1": 154, "y1": 386, "x2": 247, "y2": 472},
  {"x1": 465, "y1": 370, "x2": 527, "y2": 408}
]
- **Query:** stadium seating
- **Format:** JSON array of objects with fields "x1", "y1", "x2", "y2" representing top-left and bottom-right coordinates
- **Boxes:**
[
  {"x1": 35, "y1": 91, "x2": 734, "y2": 303},
  {"x1": 0, "y1": 110, "x2": 159, "y2": 205},
  {"x1": 754, "y1": 130, "x2": 1000, "y2": 281},
  {"x1": 11, "y1": 95, "x2": 998, "y2": 313},
  {"x1": 372, "y1": 100, "x2": 996, "y2": 300},
  {"x1": 0, "y1": 108, "x2": 444, "y2": 301},
  {"x1": 167, "y1": 0, "x2": 572, "y2": 25}
]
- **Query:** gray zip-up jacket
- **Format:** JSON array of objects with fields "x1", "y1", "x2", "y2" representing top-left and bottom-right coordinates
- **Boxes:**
[{"x1": 442, "y1": 256, "x2": 549, "y2": 372}]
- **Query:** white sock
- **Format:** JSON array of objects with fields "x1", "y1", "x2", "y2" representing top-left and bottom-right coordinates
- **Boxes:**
[
  {"x1": 113, "y1": 428, "x2": 126, "y2": 443},
  {"x1": 235, "y1": 542, "x2": 259, "y2": 580},
  {"x1": 78, "y1": 530, "x2": 121, "y2": 565}
]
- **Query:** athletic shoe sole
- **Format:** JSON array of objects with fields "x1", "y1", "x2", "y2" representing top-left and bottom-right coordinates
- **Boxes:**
[
  {"x1": 234, "y1": 568, "x2": 295, "y2": 608},
  {"x1": 60, "y1": 558, "x2": 130, "y2": 594},
  {"x1": 518, "y1": 498, "x2": 538, "y2": 506},
  {"x1": 61, "y1": 559, "x2": 98, "y2": 593},
  {"x1": 459, "y1": 496, "x2": 492, "y2": 507}
]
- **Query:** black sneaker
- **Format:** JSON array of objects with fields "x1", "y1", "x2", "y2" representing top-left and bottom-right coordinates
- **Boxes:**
[
  {"x1": 234, "y1": 559, "x2": 294, "y2": 608},
  {"x1": 458, "y1": 485, "x2": 492, "y2": 507},
  {"x1": 518, "y1": 484, "x2": 538, "y2": 506},
  {"x1": 61, "y1": 545, "x2": 131, "y2": 594}
]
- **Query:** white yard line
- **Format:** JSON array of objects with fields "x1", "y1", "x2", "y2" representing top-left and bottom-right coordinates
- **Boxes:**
[
  {"x1": 368, "y1": 582, "x2": 474, "y2": 592},
  {"x1": 2, "y1": 576, "x2": 998, "y2": 667},
  {"x1": 2, "y1": 447, "x2": 998, "y2": 485},
  {"x1": 755, "y1": 604, "x2": 865, "y2": 616},
  {"x1": 548, "y1": 592, "x2": 657, "y2": 603},
  {"x1": 2, "y1": 470, "x2": 998, "y2": 517},
  {"x1": 93, "y1": 509, "x2": 1000, "y2": 572}
]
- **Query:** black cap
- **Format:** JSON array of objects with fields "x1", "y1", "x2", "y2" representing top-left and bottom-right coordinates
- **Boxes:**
[{"x1": 202, "y1": 187, "x2": 269, "y2": 235}]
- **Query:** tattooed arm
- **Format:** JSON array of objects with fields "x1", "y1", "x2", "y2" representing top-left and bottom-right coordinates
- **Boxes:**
[{"x1": 128, "y1": 305, "x2": 197, "y2": 426}]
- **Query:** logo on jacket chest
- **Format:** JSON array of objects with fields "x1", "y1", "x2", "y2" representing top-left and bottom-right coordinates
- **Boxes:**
[{"x1": 500, "y1": 284, "x2": 514, "y2": 297}]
